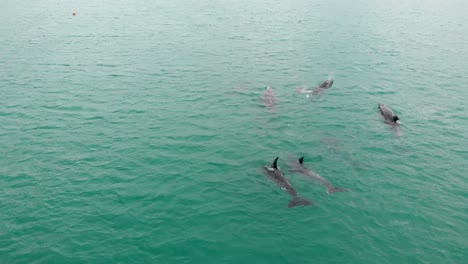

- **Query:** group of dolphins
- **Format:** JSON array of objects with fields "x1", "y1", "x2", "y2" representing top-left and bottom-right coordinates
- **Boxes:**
[{"x1": 260, "y1": 78, "x2": 401, "y2": 208}]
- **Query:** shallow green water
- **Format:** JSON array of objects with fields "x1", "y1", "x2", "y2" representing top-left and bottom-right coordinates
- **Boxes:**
[{"x1": 1, "y1": 0, "x2": 467, "y2": 263}]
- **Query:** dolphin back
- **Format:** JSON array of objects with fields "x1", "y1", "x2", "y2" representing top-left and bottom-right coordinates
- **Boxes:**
[
  {"x1": 378, "y1": 104, "x2": 395, "y2": 120},
  {"x1": 288, "y1": 196, "x2": 313, "y2": 208},
  {"x1": 319, "y1": 79, "x2": 333, "y2": 89}
]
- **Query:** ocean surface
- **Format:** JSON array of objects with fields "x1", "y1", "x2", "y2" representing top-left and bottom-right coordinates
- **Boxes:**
[{"x1": 1, "y1": 0, "x2": 467, "y2": 263}]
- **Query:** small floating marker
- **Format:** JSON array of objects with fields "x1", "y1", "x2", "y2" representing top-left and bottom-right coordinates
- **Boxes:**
[{"x1": 72, "y1": 12, "x2": 76, "y2": 16}]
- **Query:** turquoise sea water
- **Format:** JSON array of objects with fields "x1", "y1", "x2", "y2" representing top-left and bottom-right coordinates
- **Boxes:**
[{"x1": 1, "y1": 0, "x2": 467, "y2": 263}]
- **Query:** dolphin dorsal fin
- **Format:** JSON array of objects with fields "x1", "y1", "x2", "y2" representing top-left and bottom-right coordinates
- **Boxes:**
[
  {"x1": 298, "y1": 157, "x2": 304, "y2": 164},
  {"x1": 272, "y1": 157, "x2": 279, "y2": 169}
]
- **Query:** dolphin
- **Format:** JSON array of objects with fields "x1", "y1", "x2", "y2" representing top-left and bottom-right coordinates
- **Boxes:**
[
  {"x1": 312, "y1": 78, "x2": 334, "y2": 95},
  {"x1": 378, "y1": 103, "x2": 400, "y2": 125},
  {"x1": 289, "y1": 157, "x2": 348, "y2": 195},
  {"x1": 318, "y1": 79, "x2": 334, "y2": 89},
  {"x1": 263, "y1": 157, "x2": 313, "y2": 208},
  {"x1": 261, "y1": 86, "x2": 276, "y2": 110}
]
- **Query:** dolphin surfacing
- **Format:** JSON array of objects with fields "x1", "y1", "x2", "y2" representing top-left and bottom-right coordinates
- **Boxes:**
[
  {"x1": 312, "y1": 78, "x2": 334, "y2": 95},
  {"x1": 378, "y1": 103, "x2": 400, "y2": 124},
  {"x1": 378, "y1": 103, "x2": 401, "y2": 135},
  {"x1": 290, "y1": 156, "x2": 348, "y2": 195},
  {"x1": 318, "y1": 79, "x2": 334, "y2": 89},
  {"x1": 263, "y1": 157, "x2": 313, "y2": 208},
  {"x1": 261, "y1": 86, "x2": 276, "y2": 110}
]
